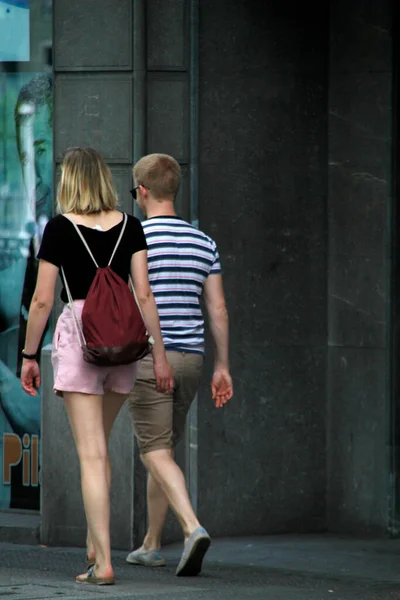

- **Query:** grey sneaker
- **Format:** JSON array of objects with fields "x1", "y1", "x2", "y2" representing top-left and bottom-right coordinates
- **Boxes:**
[
  {"x1": 176, "y1": 527, "x2": 211, "y2": 577},
  {"x1": 126, "y1": 547, "x2": 166, "y2": 567}
]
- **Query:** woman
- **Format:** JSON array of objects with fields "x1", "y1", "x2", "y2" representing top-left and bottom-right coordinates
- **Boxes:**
[{"x1": 20, "y1": 147, "x2": 173, "y2": 586}]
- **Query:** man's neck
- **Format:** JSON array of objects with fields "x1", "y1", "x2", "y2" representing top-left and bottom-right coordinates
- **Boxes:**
[{"x1": 145, "y1": 199, "x2": 177, "y2": 219}]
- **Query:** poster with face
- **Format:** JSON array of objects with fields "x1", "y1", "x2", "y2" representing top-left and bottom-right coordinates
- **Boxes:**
[
  {"x1": 0, "y1": 72, "x2": 52, "y2": 509},
  {"x1": 0, "y1": 1, "x2": 30, "y2": 62}
]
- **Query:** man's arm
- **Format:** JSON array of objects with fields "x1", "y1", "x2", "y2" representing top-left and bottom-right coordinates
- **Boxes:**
[
  {"x1": 203, "y1": 274, "x2": 233, "y2": 407},
  {"x1": 203, "y1": 274, "x2": 229, "y2": 368}
]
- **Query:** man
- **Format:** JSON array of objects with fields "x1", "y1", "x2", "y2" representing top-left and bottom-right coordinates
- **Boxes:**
[{"x1": 126, "y1": 153, "x2": 233, "y2": 577}]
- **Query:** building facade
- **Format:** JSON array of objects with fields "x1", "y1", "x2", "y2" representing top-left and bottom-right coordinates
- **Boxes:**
[{"x1": 0, "y1": 0, "x2": 397, "y2": 545}]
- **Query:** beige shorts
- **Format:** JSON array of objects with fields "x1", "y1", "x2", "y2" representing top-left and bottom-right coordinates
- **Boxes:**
[{"x1": 128, "y1": 351, "x2": 203, "y2": 455}]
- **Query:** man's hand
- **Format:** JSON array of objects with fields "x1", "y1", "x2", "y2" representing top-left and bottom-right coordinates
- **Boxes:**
[
  {"x1": 21, "y1": 359, "x2": 41, "y2": 397},
  {"x1": 153, "y1": 355, "x2": 174, "y2": 395},
  {"x1": 211, "y1": 367, "x2": 233, "y2": 408},
  {"x1": 204, "y1": 274, "x2": 232, "y2": 408}
]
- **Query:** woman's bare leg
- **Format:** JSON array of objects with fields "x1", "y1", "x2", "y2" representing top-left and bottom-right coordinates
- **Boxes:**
[
  {"x1": 64, "y1": 392, "x2": 125, "y2": 579},
  {"x1": 85, "y1": 391, "x2": 128, "y2": 564}
]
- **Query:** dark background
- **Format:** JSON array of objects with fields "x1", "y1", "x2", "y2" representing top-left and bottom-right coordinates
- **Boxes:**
[{"x1": 197, "y1": 0, "x2": 393, "y2": 537}]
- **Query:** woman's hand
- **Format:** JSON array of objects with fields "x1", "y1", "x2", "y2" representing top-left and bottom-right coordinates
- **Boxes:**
[
  {"x1": 153, "y1": 354, "x2": 174, "y2": 394},
  {"x1": 21, "y1": 359, "x2": 41, "y2": 397}
]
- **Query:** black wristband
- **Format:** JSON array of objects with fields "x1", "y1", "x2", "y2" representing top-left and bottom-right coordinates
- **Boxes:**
[{"x1": 22, "y1": 350, "x2": 37, "y2": 360}]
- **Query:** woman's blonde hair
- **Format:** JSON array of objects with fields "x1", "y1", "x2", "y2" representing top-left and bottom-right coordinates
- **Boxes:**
[{"x1": 57, "y1": 147, "x2": 118, "y2": 214}]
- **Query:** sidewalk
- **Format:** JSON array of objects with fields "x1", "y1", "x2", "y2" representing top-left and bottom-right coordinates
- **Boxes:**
[{"x1": 1, "y1": 535, "x2": 400, "y2": 599}]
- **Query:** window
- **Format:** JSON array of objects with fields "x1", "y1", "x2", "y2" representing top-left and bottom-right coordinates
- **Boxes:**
[{"x1": 0, "y1": 0, "x2": 53, "y2": 511}]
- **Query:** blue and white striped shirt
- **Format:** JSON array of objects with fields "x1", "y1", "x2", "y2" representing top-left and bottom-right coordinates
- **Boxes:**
[{"x1": 142, "y1": 216, "x2": 221, "y2": 354}]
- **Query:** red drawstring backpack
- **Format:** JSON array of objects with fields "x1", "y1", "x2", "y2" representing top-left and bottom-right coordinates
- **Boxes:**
[{"x1": 61, "y1": 213, "x2": 153, "y2": 366}]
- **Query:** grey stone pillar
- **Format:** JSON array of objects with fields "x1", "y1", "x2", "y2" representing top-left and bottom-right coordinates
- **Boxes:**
[
  {"x1": 196, "y1": 0, "x2": 329, "y2": 537},
  {"x1": 44, "y1": 0, "x2": 197, "y2": 548},
  {"x1": 327, "y1": 0, "x2": 393, "y2": 534}
]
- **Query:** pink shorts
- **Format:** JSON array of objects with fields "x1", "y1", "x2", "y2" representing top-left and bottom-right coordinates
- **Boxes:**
[{"x1": 51, "y1": 301, "x2": 138, "y2": 397}]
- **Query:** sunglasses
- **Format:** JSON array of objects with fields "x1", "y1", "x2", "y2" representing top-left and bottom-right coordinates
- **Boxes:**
[
  {"x1": 130, "y1": 185, "x2": 149, "y2": 199},
  {"x1": 130, "y1": 186, "x2": 139, "y2": 200}
]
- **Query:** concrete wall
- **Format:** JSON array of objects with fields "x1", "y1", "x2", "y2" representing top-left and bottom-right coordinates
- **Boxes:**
[
  {"x1": 41, "y1": 0, "x2": 395, "y2": 549},
  {"x1": 326, "y1": 0, "x2": 393, "y2": 534},
  {"x1": 194, "y1": 0, "x2": 394, "y2": 539},
  {"x1": 196, "y1": 1, "x2": 329, "y2": 536}
]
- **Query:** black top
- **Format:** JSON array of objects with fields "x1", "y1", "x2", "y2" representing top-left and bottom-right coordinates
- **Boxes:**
[{"x1": 37, "y1": 213, "x2": 147, "y2": 302}]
